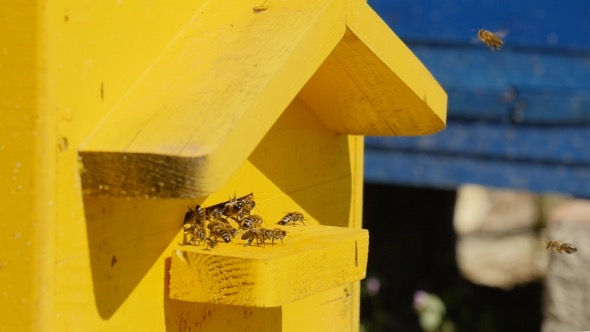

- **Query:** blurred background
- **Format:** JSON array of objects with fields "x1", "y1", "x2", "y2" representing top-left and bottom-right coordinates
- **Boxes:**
[{"x1": 360, "y1": 1, "x2": 590, "y2": 331}]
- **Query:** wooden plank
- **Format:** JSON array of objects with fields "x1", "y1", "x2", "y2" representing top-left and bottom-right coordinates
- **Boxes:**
[
  {"x1": 369, "y1": 0, "x2": 590, "y2": 52},
  {"x1": 169, "y1": 225, "x2": 368, "y2": 307},
  {"x1": 366, "y1": 122, "x2": 590, "y2": 165},
  {"x1": 407, "y1": 46, "x2": 590, "y2": 124},
  {"x1": 364, "y1": 149, "x2": 590, "y2": 197},
  {"x1": 78, "y1": 0, "x2": 346, "y2": 198},
  {"x1": 282, "y1": 284, "x2": 356, "y2": 331},
  {"x1": 300, "y1": 2, "x2": 447, "y2": 136},
  {"x1": 0, "y1": 1, "x2": 56, "y2": 331},
  {"x1": 78, "y1": 0, "x2": 447, "y2": 199}
]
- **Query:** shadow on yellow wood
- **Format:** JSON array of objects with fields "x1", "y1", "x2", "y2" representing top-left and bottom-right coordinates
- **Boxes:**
[
  {"x1": 82, "y1": 195, "x2": 184, "y2": 318},
  {"x1": 169, "y1": 225, "x2": 368, "y2": 307},
  {"x1": 77, "y1": 0, "x2": 445, "y2": 199},
  {"x1": 249, "y1": 97, "x2": 357, "y2": 228}
]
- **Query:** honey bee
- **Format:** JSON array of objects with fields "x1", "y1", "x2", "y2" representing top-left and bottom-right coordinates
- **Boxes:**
[
  {"x1": 241, "y1": 228, "x2": 269, "y2": 247},
  {"x1": 239, "y1": 193, "x2": 256, "y2": 217},
  {"x1": 206, "y1": 237, "x2": 218, "y2": 250},
  {"x1": 242, "y1": 227, "x2": 287, "y2": 246},
  {"x1": 182, "y1": 204, "x2": 206, "y2": 245},
  {"x1": 184, "y1": 204, "x2": 206, "y2": 225},
  {"x1": 277, "y1": 212, "x2": 305, "y2": 226},
  {"x1": 184, "y1": 223, "x2": 207, "y2": 246},
  {"x1": 206, "y1": 193, "x2": 256, "y2": 222},
  {"x1": 477, "y1": 29, "x2": 504, "y2": 51},
  {"x1": 267, "y1": 228, "x2": 287, "y2": 245},
  {"x1": 240, "y1": 214, "x2": 263, "y2": 230},
  {"x1": 208, "y1": 220, "x2": 237, "y2": 243},
  {"x1": 545, "y1": 240, "x2": 577, "y2": 254}
]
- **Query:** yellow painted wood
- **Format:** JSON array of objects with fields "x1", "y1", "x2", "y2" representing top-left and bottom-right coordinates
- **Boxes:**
[
  {"x1": 0, "y1": 1, "x2": 56, "y2": 330},
  {"x1": 170, "y1": 225, "x2": 368, "y2": 306},
  {"x1": 300, "y1": 2, "x2": 447, "y2": 136},
  {"x1": 164, "y1": 97, "x2": 365, "y2": 330},
  {"x1": 78, "y1": 0, "x2": 346, "y2": 199},
  {"x1": 77, "y1": 0, "x2": 446, "y2": 199},
  {"x1": 63, "y1": 93, "x2": 363, "y2": 331},
  {"x1": 1, "y1": 0, "x2": 444, "y2": 331},
  {"x1": 282, "y1": 284, "x2": 356, "y2": 332}
]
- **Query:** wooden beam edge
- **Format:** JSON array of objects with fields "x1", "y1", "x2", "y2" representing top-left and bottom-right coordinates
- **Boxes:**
[
  {"x1": 78, "y1": 0, "x2": 347, "y2": 198},
  {"x1": 169, "y1": 225, "x2": 369, "y2": 307},
  {"x1": 300, "y1": 1, "x2": 447, "y2": 136}
]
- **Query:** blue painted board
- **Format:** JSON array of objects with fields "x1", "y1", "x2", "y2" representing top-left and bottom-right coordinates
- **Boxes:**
[
  {"x1": 365, "y1": 149, "x2": 590, "y2": 198},
  {"x1": 366, "y1": 123, "x2": 590, "y2": 165},
  {"x1": 365, "y1": 0, "x2": 590, "y2": 196},
  {"x1": 369, "y1": 0, "x2": 590, "y2": 51}
]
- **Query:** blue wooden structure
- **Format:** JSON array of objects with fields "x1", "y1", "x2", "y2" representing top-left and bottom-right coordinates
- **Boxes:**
[{"x1": 366, "y1": 0, "x2": 590, "y2": 197}]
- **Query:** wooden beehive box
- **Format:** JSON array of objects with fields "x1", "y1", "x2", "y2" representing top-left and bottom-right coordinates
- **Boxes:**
[{"x1": 0, "y1": 0, "x2": 446, "y2": 331}]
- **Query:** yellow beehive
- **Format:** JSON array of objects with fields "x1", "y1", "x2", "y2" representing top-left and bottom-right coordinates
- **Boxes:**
[{"x1": 0, "y1": 0, "x2": 446, "y2": 331}]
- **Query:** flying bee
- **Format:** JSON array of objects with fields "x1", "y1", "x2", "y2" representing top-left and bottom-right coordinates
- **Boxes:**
[
  {"x1": 208, "y1": 220, "x2": 237, "y2": 243},
  {"x1": 240, "y1": 214, "x2": 263, "y2": 230},
  {"x1": 477, "y1": 29, "x2": 504, "y2": 51},
  {"x1": 278, "y1": 212, "x2": 305, "y2": 226},
  {"x1": 545, "y1": 240, "x2": 577, "y2": 254}
]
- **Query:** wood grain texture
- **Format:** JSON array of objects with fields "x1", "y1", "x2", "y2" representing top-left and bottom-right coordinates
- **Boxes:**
[
  {"x1": 78, "y1": 0, "x2": 446, "y2": 199},
  {"x1": 78, "y1": 0, "x2": 345, "y2": 198},
  {"x1": 169, "y1": 225, "x2": 368, "y2": 307},
  {"x1": 300, "y1": 2, "x2": 447, "y2": 136}
]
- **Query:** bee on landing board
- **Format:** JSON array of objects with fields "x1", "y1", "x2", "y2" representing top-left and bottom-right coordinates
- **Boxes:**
[
  {"x1": 184, "y1": 204, "x2": 205, "y2": 226},
  {"x1": 241, "y1": 228, "x2": 267, "y2": 247},
  {"x1": 545, "y1": 240, "x2": 577, "y2": 254},
  {"x1": 182, "y1": 204, "x2": 206, "y2": 245},
  {"x1": 241, "y1": 227, "x2": 287, "y2": 247},
  {"x1": 239, "y1": 214, "x2": 263, "y2": 230},
  {"x1": 208, "y1": 219, "x2": 237, "y2": 243},
  {"x1": 267, "y1": 228, "x2": 287, "y2": 245},
  {"x1": 277, "y1": 212, "x2": 305, "y2": 226},
  {"x1": 477, "y1": 29, "x2": 504, "y2": 51},
  {"x1": 206, "y1": 193, "x2": 256, "y2": 222}
]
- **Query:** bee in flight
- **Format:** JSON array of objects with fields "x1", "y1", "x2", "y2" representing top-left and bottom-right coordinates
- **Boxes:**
[
  {"x1": 278, "y1": 212, "x2": 305, "y2": 226},
  {"x1": 477, "y1": 29, "x2": 504, "y2": 51},
  {"x1": 545, "y1": 240, "x2": 577, "y2": 254}
]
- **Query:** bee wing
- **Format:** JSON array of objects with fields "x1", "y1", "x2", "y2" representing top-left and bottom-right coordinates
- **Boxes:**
[{"x1": 494, "y1": 29, "x2": 508, "y2": 39}]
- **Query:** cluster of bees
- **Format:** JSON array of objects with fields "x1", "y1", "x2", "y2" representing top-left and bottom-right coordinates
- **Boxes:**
[{"x1": 181, "y1": 193, "x2": 305, "y2": 249}]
